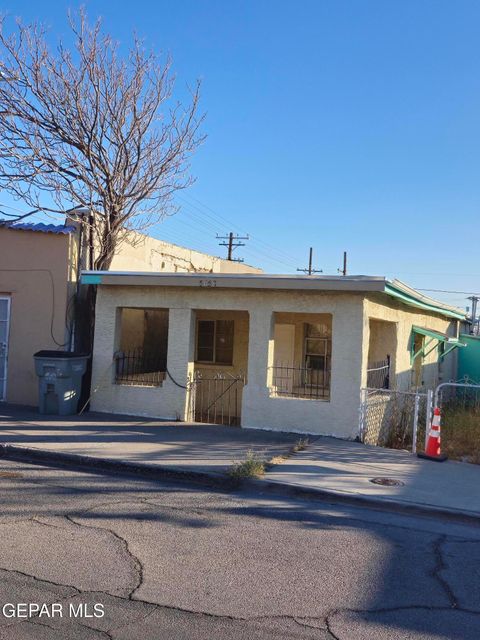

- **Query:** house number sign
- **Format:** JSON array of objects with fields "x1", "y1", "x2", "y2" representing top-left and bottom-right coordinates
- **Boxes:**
[{"x1": 199, "y1": 279, "x2": 217, "y2": 287}]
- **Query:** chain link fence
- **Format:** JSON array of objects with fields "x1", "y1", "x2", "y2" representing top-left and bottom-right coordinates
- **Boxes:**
[
  {"x1": 359, "y1": 388, "x2": 431, "y2": 452},
  {"x1": 436, "y1": 377, "x2": 480, "y2": 409},
  {"x1": 432, "y1": 380, "x2": 480, "y2": 463}
]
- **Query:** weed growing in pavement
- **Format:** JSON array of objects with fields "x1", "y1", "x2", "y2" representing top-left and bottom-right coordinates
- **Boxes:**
[
  {"x1": 292, "y1": 437, "x2": 309, "y2": 452},
  {"x1": 266, "y1": 437, "x2": 311, "y2": 468},
  {"x1": 229, "y1": 450, "x2": 266, "y2": 479}
]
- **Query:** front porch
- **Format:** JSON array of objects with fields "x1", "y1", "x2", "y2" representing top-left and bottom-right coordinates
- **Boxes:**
[{"x1": 109, "y1": 305, "x2": 338, "y2": 428}]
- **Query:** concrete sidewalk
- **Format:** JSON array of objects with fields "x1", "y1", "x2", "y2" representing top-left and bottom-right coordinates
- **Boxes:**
[
  {"x1": 1, "y1": 404, "x2": 479, "y2": 520},
  {"x1": 265, "y1": 437, "x2": 480, "y2": 519},
  {"x1": 0, "y1": 404, "x2": 299, "y2": 476}
]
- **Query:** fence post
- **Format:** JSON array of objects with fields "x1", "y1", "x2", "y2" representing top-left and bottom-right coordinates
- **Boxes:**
[
  {"x1": 359, "y1": 388, "x2": 367, "y2": 442},
  {"x1": 412, "y1": 392, "x2": 420, "y2": 454}
]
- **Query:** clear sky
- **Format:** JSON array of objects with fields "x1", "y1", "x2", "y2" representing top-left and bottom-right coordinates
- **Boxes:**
[{"x1": 3, "y1": 1, "x2": 480, "y2": 309}]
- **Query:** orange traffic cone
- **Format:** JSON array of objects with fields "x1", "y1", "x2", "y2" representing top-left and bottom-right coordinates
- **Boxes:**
[{"x1": 418, "y1": 407, "x2": 448, "y2": 462}]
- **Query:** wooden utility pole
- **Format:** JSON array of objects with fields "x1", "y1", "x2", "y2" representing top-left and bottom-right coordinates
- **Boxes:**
[
  {"x1": 297, "y1": 247, "x2": 322, "y2": 275},
  {"x1": 217, "y1": 232, "x2": 249, "y2": 261},
  {"x1": 338, "y1": 251, "x2": 347, "y2": 276}
]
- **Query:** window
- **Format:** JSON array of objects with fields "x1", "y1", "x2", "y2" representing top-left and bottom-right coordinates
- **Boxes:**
[
  {"x1": 303, "y1": 323, "x2": 331, "y2": 393},
  {"x1": 115, "y1": 308, "x2": 169, "y2": 386},
  {"x1": 196, "y1": 320, "x2": 234, "y2": 365}
]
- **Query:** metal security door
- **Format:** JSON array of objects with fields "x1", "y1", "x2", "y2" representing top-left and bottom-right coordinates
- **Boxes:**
[{"x1": 0, "y1": 297, "x2": 11, "y2": 401}]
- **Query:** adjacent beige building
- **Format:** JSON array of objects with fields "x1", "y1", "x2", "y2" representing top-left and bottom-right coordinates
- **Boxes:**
[
  {"x1": 0, "y1": 221, "x2": 261, "y2": 406},
  {"x1": 0, "y1": 223, "x2": 76, "y2": 405},
  {"x1": 85, "y1": 271, "x2": 465, "y2": 438}
]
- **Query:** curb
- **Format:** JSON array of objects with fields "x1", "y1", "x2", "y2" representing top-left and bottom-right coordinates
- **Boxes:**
[
  {"x1": 0, "y1": 443, "x2": 239, "y2": 490},
  {"x1": 247, "y1": 478, "x2": 480, "y2": 526},
  {"x1": 1, "y1": 443, "x2": 479, "y2": 526}
]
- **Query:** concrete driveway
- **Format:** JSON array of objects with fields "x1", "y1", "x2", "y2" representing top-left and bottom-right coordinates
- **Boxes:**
[{"x1": 0, "y1": 404, "x2": 300, "y2": 474}]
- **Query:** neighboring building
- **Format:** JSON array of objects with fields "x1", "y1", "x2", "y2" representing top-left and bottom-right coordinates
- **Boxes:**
[
  {"x1": 0, "y1": 223, "x2": 77, "y2": 406},
  {"x1": 84, "y1": 271, "x2": 466, "y2": 438},
  {"x1": 457, "y1": 333, "x2": 480, "y2": 383},
  {"x1": 0, "y1": 221, "x2": 261, "y2": 406}
]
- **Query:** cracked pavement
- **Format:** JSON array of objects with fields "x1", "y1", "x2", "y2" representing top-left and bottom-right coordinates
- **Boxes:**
[{"x1": 0, "y1": 459, "x2": 479, "y2": 639}]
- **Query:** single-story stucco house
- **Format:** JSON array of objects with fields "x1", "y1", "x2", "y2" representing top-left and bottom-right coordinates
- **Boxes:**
[{"x1": 83, "y1": 271, "x2": 466, "y2": 438}]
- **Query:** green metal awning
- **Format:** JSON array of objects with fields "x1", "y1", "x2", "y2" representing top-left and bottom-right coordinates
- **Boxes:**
[
  {"x1": 384, "y1": 282, "x2": 466, "y2": 320},
  {"x1": 410, "y1": 326, "x2": 467, "y2": 364}
]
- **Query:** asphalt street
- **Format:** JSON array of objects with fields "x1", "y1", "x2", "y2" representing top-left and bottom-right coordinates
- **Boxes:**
[{"x1": 0, "y1": 458, "x2": 479, "y2": 639}]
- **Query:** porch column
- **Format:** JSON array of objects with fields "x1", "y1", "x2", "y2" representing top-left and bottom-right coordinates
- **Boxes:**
[
  {"x1": 165, "y1": 307, "x2": 195, "y2": 420},
  {"x1": 242, "y1": 308, "x2": 275, "y2": 421}
]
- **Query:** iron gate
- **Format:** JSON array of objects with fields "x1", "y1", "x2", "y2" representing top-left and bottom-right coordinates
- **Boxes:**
[{"x1": 189, "y1": 371, "x2": 245, "y2": 426}]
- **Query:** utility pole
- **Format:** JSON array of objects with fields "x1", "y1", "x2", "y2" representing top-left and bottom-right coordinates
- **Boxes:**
[
  {"x1": 468, "y1": 296, "x2": 479, "y2": 334},
  {"x1": 217, "y1": 232, "x2": 249, "y2": 262},
  {"x1": 297, "y1": 247, "x2": 322, "y2": 275},
  {"x1": 337, "y1": 251, "x2": 347, "y2": 276}
]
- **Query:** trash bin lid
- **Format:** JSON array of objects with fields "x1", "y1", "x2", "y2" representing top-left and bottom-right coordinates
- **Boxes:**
[{"x1": 34, "y1": 350, "x2": 89, "y2": 359}]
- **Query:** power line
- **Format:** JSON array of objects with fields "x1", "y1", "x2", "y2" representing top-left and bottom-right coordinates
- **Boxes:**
[
  {"x1": 169, "y1": 201, "x2": 299, "y2": 270},
  {"x1": 417, "y1": 288, "x2": 480, "y2": 296},
  {"x1": 178, "y1": 200, "x2": 297, "y2": 267},
  {"x1": 176, "y1": 194, "x2": 300, "y2": 267}
]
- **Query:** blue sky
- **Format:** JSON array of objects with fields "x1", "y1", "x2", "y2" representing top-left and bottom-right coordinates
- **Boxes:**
[{"x1": 4, "y1": 1, "x2": 480, "y2": 308}]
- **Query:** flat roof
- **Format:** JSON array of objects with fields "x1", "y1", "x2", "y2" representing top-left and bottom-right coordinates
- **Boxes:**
[{"x1": 81, "y1": 270, "x2": 466, "y2": 320}]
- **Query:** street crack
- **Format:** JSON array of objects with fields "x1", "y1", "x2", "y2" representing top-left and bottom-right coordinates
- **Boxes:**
[
  {"x1": 65, "y1": 514, "x2": 144, "y2": 599},
  {"x1": 432, "y1": 534, "x2": 458, "y2": 608}
]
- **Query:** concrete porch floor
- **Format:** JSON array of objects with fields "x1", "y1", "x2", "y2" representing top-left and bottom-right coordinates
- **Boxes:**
[{"x1": 0, "y1": 404, "x2": 301, "y2": 474}]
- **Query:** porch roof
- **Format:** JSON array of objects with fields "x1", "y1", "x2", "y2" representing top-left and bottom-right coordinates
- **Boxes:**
[{"x1": 81, "y1": 271, "x2": 466, "y2": 320}]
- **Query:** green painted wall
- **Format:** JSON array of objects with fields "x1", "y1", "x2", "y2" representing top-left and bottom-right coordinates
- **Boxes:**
[{"x1": 458, "y1": 334, "x2": 480, "y2": 383}]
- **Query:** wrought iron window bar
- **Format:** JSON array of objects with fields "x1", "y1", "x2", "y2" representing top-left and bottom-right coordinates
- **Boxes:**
[
  {"x1": 114, "y1": 348, "x2": 166, "y2": 387},
  {"x1": 269, "y1": 365, "x2": 330, "y2": 400}
]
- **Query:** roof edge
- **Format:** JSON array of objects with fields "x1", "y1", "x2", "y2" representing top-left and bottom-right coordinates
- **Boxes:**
[
  {"x1": 385, "y1": 280, "x2": 465, "y2": 320},
  {"x1": 79, "y1": 271, "x2": 466, "y2": 320},
  {"x1": 81, "y1": 270, "x2": 387, "y2": 292}
]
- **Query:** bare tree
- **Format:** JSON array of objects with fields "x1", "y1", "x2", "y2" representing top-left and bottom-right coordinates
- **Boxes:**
[{"x1": 0, "y1": 9, "x2": 204, "y2": 270}]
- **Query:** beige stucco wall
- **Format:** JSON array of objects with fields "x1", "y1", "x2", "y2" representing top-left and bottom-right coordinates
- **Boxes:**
[
  {"x1": 363, "y1": 294, "x2": 459, "y2": 391},
  {"x1": 108, "y1": 231, "x2": 262, "y2": 274},
  {"x1": 91, "y1": 285, "x2": 366, "y2": 437},
  {"x1": 0, "y1": 227, "x2": 74, "y2": 405}
]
